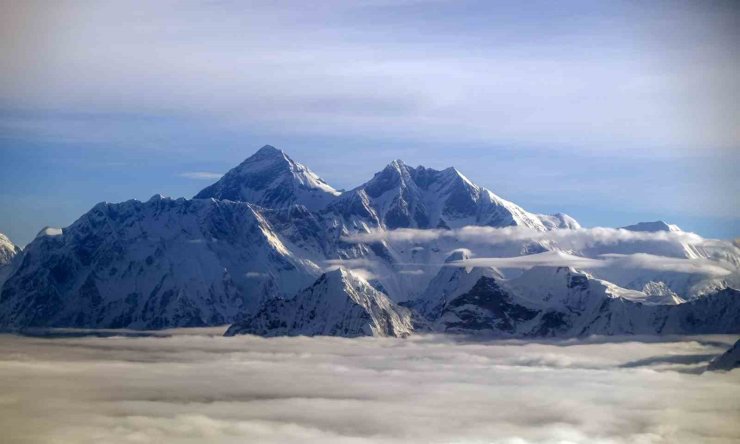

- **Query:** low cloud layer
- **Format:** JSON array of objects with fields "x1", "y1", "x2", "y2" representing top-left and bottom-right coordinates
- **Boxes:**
[
  {"x1": 448, "y1": 251, "x2": 733, "y2": 277},
  {"x1": 344, "y1": 226, "x2": 708, "y2": 248},
  {"x1": 343, "y1": 226, "x2": 738, "y2": 278},
  {"x1": 599, "y1": 253, "x2": 734, "y2": 276},
  {"x1": 0, "y1": 331, "x2": 738, "y2": 443}
]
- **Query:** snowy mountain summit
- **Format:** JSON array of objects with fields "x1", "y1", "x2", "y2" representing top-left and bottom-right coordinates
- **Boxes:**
[
  {"x1": 195, "y1": 145, "x2": 340, "y2": 210},
  {"x1": 0, "y1": 145, "x2": 738, "y2": 338}
]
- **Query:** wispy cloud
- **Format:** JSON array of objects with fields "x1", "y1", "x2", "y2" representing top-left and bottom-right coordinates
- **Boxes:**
[
  {"x1": 178, "y1": 171, "x2": 222, "y2": 180},
  {"x1": 1, "y1": 1, "x2": 737, "y2": 152},
  {"x1": 399, "y1": 269, "x2": 425, "y2": 275},
  {"x1": 343, "y1": 227, "x2": 738, "y2": 278},
  {"x1": 343, "y1": 226, "x2": 710, "y2": 248},
  {"x1": 448, "y1": 251, "x2": 602, "y2": 270},
  {"x1": 448, "y1": 251, "x2": 733, "y2": 277},
  {"x1": 599, "y1": 253, "x2": 734, "y2": 277}
]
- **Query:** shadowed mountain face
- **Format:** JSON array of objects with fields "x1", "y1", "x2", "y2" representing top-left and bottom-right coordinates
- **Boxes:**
[
  {"x1": 434, "y1": 275, "x2": 740, "y2": 337},
  {"x1": 707, "y1": 339, "x2": 740, "y2": 371},
  {"x1": 1, "y1": 145, "x2": 738, "y2": 336},
  {"x1": 225, "y1": 268, "x2": 414, "y2": 338}
]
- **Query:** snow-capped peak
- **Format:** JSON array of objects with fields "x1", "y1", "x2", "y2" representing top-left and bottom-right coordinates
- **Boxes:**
[
  {"x1": 0, "y1": 232, "x2": 21, "y2": 266},
  {"x1": 445, "y1": 248, "x2": 473, "y2": 263},
  {"x1": 35, "y1": 227, "x2": 63, "y2": 239},
  {"x1": 194, "y1": 145, "x2": 340, "y2": 210}
]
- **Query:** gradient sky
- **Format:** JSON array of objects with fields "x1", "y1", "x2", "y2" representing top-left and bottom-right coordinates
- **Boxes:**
[{"x1": 1, "y1": 0, "x2": 738, "y2": 246}]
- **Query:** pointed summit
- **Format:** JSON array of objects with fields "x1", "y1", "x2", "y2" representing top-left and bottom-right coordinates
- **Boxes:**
[
  {"x1": 256, "y1": 144, "x2": 280, "y2": 153},
  {"x1": 194, "y1": 145, "x2": 339, "y2": 210},
  {"x1": 363, "y1": 159, "x2": 416, "y2": 199},
  {"x1": 252, "y1": 144, "x2": 285, "y2": 159},
  {"x1": 386, "y1": 159, "x2": 408, "y2": 170}
]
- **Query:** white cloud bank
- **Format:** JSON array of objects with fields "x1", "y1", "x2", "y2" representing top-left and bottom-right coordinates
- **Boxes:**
[
  {"x1": 343, "y1": 227, "x2": 738, "y2": 278},
  {"x1": 448, "y1": 251, "x2": 733, "y2": 277},
  {"x1": 0, "y1": 331, "x2": 738, "y2": 444},
  {"x1": 344, "y1": 226, "x2": 708, "y2": 248}
]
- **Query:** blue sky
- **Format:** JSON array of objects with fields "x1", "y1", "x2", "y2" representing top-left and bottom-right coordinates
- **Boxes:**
[{"x1": 1, "y1": 0, "x2": 738, "y2": 245}]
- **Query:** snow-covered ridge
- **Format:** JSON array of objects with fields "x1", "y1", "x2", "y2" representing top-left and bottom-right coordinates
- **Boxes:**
[
  {"x1": 326, "y1": 158, "x2": 577, "y2": 231},
  {"x1": 195, "y1": 146, "x2": 579, "y2": 231}
]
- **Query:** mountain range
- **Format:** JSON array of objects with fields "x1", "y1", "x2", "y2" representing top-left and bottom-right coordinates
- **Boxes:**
[{"x1": 1, "y1": 145, "x2": 738, "y2": 337}]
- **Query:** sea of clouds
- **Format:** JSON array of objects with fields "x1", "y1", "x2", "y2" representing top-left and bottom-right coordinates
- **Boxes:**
[{"x1": 0, "y1": 329, "x2": 738, "y2": 444}]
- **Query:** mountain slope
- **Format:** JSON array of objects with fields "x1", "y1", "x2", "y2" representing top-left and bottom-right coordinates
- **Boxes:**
[
  {"x1": 0, "y1": 196, "x2": 319, "y2": 330},
  {"x1": 225, "y1": 268, "x2": 414, "y2": 337},
  {"x1": 195, "y1": 145, "x2": 340, "y2": 210}
]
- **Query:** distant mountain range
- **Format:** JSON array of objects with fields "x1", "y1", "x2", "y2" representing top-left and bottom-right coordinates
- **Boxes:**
[{"x1": 1, "y1": 145, "x2": 738, "y2": 337}]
